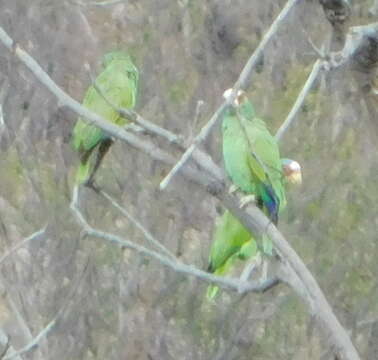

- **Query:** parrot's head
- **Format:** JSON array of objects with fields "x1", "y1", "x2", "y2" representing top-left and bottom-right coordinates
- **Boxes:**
[
  {"x1": 223, "y1": 88, "x2": 255, "y2": 118},
  {"x1": 102, "y1": 51, "x2": 132, "y2": 66},
  {"x1": 222, "y1": 88, "x2": 246, "y2": 107},
  {"x1": 103, "y1": 51, "x2": 138, "y2": 73},
  {"x1": 102, "y1": 51, "x2": 139, "y2": 89},
  {"x1": 281, "y1": 159, "x2": 302, "y2": 185}
]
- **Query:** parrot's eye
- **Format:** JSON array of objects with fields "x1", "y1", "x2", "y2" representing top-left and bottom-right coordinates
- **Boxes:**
[{"x1": 127, "y1": 71, "x2": 137, "y2": 83}]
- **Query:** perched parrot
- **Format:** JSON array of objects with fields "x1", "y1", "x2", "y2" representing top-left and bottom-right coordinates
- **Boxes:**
[
  {"x1": 72, "y1": 51, "x2": 139, "y2": 186},
  {"x1": 206, "y1": 88, "x2": 302, "y2": 299},
  {"x1": 222, "y1": 88, "x2": 286, "y2": 224},
  {"x1": 206, "y1": 210, "x2": 257, "y2": 299},
  {"x1": 206, "y1": 158, "x2": 301, "y2": 299}
]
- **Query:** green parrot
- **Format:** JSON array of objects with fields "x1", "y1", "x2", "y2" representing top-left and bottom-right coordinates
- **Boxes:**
[
  {"x1": 206, "y1": 88, "x2": 302, "y2": 299},
  {"x1": 206, "y1": 209, "x2": 257, "y2": 299},
  {"x1": 221, "y1": 88, "x2": 286, "y2": 224},
  {"x1": 206, "y1": 157, "x2": 301, "y2": 299},
  {"x1": 72, "y1": 51, "x2": 139, "y2": 186}
]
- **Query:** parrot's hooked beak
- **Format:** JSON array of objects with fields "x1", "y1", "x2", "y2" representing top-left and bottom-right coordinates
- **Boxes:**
[
  {"x1": 282, "y1": 159, "x2": 302, "y2": 185},
  {"x1": 287, "y1": 171, "x2": 302, "y2": 185}
]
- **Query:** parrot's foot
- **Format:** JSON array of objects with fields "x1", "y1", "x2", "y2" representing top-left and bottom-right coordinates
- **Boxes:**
[
  {"x1": 239, "y1": 194, "x2": 256, "y2": 208},
  {"x1": 228, "y1": 184, "x2": 239, "y2": 194},
  {"x1": 124, "y1": 123, "x2": 146, "y2": 134},
  {"x1": 84, "y1": 179, "x2": 101, "y2": 193},
  {"x1": 239, "y1": 252, "x2": 262, "y2": 284},
  {"x1": 260, "y1": 259, "x2": 268, "y2": 283}
]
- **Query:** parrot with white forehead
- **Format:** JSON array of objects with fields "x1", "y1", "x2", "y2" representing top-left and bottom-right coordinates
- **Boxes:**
[{"x1": 206, "y1": 88, "x2": 301, "y2": 299}]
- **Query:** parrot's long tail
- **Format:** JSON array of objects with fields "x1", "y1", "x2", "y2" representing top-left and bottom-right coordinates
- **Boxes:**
[
  {"x1": 206, "y1": 284, "x2": 220, "y2": 301},
  {"x1": 260, "y1": 184, "x2": 279, "y2": 225},
  {"x1": 75, "y1": 139, "x2": 113, "y2": 185},
  {"x1": 206, "y1": 265, "x2": 229, "y2": 301},
  {"x1": 75, "y1": 160, "x2": 91, "y2": 185},
  {"x1": 206, "y1": 267, "x2": 223, "y2": 301},
  {"x1": 75, "y1": 148, "x2": 93, "y2": 185}
]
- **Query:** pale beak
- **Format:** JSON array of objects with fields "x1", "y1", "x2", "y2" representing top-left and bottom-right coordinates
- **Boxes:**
[{"x1": 288, "y1": 171, "x2": 302, "y2": 185}]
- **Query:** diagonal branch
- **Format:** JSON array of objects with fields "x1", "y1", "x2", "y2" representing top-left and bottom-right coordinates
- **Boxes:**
[
  {"x1": 0, "y1": 226, "x2": 46, "y2": 266},
  {"x1": 275, "y1": 59, "x2": 323, "y2": 141},
  {"x1": 95, "y1": 188, "x2": 177, "y2": 260},
  {"x1": 70, "y1": 186, "x2": 274, "y2": 294},
  {"x1": 159, "y1": 0, "x2": 303, "y2": 190}
]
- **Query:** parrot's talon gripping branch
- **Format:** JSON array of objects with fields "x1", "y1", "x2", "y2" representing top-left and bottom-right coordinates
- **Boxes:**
[
  {"x1": 237, "y1": 276, "x2": 281, "y2": 295},
  {"x1": 239, "y1": 194, "x2": 257, "y2": 209},
  {"x1": 239, "y1": 254, "x2": 262, "y2": 284},
  {"x1": 228, "y1": 184, "x2": 239, "y2": 194},
  {"x1": 84, "y1": 180, "x2": 101, "y2": 193}
]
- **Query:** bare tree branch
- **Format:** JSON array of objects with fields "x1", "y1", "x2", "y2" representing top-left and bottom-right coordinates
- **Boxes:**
[
  {"x1": 275, "y1": 59, "x2": 323, "y2": 141},
  {"x1": 158, "y1": 0, "x2": 303, "y2": 190},
  {"x1": 71, "y1": 186, "x2": 276, "y2": 295},
  {"x1": 0, "y1": 331, "x2": 20, "y2": 360},
  {"x1": 0, "y1": 336, "x2": 10, "y2": 360},
  {"x1": 0, "y1": 226, "x2": 46, "y2": 266},
  {"x1": 95, "y1": 188, "x2": 177, "y2": 260},
  {"x1": 277, "y1": 23, "x2": 378, "y2": 141}
]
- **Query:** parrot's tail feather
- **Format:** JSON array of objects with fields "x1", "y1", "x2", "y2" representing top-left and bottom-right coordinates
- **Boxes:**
[
  {"x1": 262, "y1": 184, "x2": 279, "y2": 225},
  {"x1": 75, "y1": 161, "x2": 91, "y2": 185},
  {"x1": 206, "y1": 285, "x2": 220, "y2": 301}
]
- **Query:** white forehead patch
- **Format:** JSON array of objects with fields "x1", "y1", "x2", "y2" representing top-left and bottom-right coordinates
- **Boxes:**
[
  {"x1": 222, "y1": 88, "x2": 244, "y2": 106},
  {"x1": 223, "y1": 88, "x2": 233, "y2": 100},
  {"x1": 290, "y1": 161, "x2": 301, "y2": 172}
]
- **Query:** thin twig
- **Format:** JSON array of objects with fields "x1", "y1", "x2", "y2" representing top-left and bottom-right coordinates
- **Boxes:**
[
  {"x1": 275, "y1": 59, "x2": 323, "y2": 141},
  {"x1": 96, "y1": 188, "x2": 177, "y2": 260},
  {"x1": 159, "y1": 0, "x2": 302, "y2": 190},
  {"x1": 0, "y1": 336, "x2": 10, "y2": 360},
  {"x1": 187, "y1": 100, "x2": 204, "y2": 144},
  {"x1": 0, "y1": 79, "x2": 9, "y2": 128},
  {"x1": 3, "y1": 260, "x2": 90, "y2": 360},
  {"x1": 0, "y1": 226, "x2": 46, "y2": 266},
  {"x1": 71, "y1": 188, "x2": 271, "y2": 294},
  {"x1": 238, "y1": 253, "x2": 261, "y2": 285}
]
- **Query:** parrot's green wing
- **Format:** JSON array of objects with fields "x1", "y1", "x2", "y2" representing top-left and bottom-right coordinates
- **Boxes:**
[
  {"x1": 208, "y1": 210, "x2": 252, "y2": 272},
  {"x1": 235, "y1": 96, "x2": 286, "y2": 222},
  {"x1": 222, "y1": 107, "x2": 256, "y2": 194},
  {"x1": 206, "y1": 210, "x2": 258, "y2": 300},
  {"x1": 71, "y1": 51, "x2": 138, "y2": 184}
]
